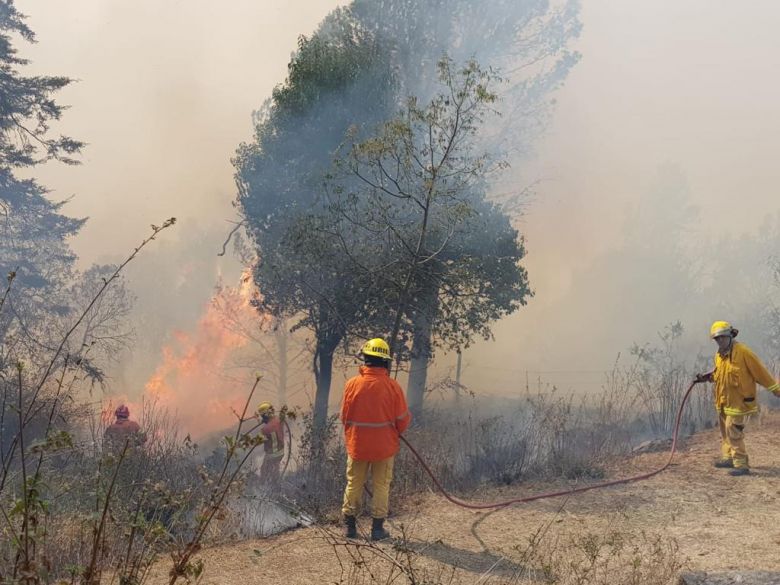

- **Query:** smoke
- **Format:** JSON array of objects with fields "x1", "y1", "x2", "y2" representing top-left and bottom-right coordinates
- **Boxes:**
[
  {"x1": 14, "y1": 0, "x2": 346, "y2": 434},
  {"x1": 13, "y1": 0, "x2": 780, "y2": 420},
  {"x1": 453, "y1": 0, "x2": 780, "y2": 393}
]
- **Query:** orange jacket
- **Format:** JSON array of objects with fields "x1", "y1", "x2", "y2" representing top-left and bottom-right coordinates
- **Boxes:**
[
  {"x1": 341, "y1": 366, "x2": 411, "y2": 461},
  {"x1": 104, "y1": 419, "x2": 145, "y2": 450},
  {"x1": 260, "y1": 416, "x2": 285, "y2": 457}
]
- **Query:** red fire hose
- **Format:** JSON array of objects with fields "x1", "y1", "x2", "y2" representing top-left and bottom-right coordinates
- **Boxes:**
[{"x1": 398, "y1": 380, "x2": 700, "y2": 510}]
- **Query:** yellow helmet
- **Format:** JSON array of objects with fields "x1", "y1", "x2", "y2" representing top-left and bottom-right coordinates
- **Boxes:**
[
  {"x1": 710, "y1": 321, "x2": 735, "y2": 339},
  {"x1": 361, "y1": 338, "x2": 391, "y2": 360},
  {"x1": 257, "y1": 401, "x2": 274, "y2": 415}
]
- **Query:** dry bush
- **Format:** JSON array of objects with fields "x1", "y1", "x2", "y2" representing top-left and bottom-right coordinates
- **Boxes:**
[
  {"x1": 279, "y1": 376, "x2": 649, "y2": 523},
  {"x1": 0, "y1": 221, "x2": 268, "y2": 585},
  {"x1": 0, "y1": 394, "x2": 263, "y2": 585},
  {"x1": 282, "y1": 412, "x2": 347, "y2": 519},
  {"x1": 630, "y1": 322, "x2": 715, "y2": 438},
  {"x1": 266, "y1": 356, "x2": 653, "y2": 523},
  {"x1": 507, "y1": 527, "x2": 684, "y2": 585},
  {"x1": 317, "y1": 513, "x2": 684, "y2": 585},
  {"x1": 319, "y1": 523, "x2": 459, "y2": 585},
  {"x1": 273, "y1": 324, "x2": 721, "y2": 528}
]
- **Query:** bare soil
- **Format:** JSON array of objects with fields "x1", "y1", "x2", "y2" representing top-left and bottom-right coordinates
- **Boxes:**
[{"x1": 145, "y1": 411, "x2": 780, "y2": 584}]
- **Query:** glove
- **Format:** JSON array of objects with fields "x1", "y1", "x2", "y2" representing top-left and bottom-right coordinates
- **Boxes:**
[{"x1": 694, "y1": 372, "x2": 712, "y2": 384}]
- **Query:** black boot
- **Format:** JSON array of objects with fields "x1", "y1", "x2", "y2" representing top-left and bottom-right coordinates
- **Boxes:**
[
  {"x1": 371, "y1": 517, "x2": 390, "y2": 541},
  {"x1": 345, "y1": 515, "x2": 357, "y2": 539},
  {"x1": 729, "y1": 467, "x2": 751, "y2": 476},
  {"x1": 713, "y1": 458, "x2": 734, "y2": 468}
]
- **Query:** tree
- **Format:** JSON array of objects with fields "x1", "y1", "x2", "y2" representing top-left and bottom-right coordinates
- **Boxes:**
[
  {"x1": 234, "y1": 8, "x2": 397, "y2": 436},
  {"x1": 405, "y1": 199, "x2": 531, "y2": 412},
  {"x1": 0, "y1": 0, "x2": 85, "y2": 356},
  {"x1": 0, "y1": 1, "x2": 136, "y2": 393},
  {"x1": 0, "y1": 0, "x2": 136, "y2": 498},
  {"x1": 235, "y1": 0, "x2": 580, "y2": 429},
  {"x1": 64, "y1": 265, "x2": 135, "y2": 385},
  {"x1": 212, "y1": 278, "x2": 309, "y2": 407},
  {"x1": 0, "y1": 178, "x2": 83, "y2": 356},
  {"x1": 331, "y1": 59, "x2": 531, "y2": 414}
]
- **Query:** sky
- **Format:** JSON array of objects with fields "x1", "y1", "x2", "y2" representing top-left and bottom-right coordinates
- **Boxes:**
[{"x1": 14, "y1": 0, "x2": 780, "y2": 416}]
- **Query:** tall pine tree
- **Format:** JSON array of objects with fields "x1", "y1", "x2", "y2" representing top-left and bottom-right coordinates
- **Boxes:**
[{"x1": 0, "y1": 0, "x2": 85, "y2": 352}]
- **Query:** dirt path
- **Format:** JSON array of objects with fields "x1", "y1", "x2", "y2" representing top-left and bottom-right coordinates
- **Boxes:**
[{"x1": 146, "y1": 412, "x2": 780, "y2": 584}]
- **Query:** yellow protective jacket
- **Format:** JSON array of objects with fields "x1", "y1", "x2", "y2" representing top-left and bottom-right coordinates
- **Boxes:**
[{"x1": 713, "y1": 342, "x2": 779, "y2": 416}]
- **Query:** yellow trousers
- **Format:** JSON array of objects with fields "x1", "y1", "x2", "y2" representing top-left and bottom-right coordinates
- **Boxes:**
[
  {"x1": 719, "y1": 411, "x2": 749, "y2": 468},
  {"x1": 342, "y1": 455, "x2": 394, "y2": 519}
]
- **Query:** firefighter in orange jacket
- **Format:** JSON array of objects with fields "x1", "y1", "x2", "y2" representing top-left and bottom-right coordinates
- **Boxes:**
[
  {"x1": 696, "y1": 321, "x2": 780, "y2": 476},
  {"x1": 341, "y1": 338, "x2": 411, "y2": 540},
  {"x1": 104, "y1": 405, "x2": 146, "y2": 453},
  {"x1": 257, "y1": 402, "x2": 285, "y2": 485}
]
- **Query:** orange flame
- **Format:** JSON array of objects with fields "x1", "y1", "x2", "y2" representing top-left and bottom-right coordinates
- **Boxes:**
[{"x1": 143, "y1": 272, "x2": 266, "y2": 439}]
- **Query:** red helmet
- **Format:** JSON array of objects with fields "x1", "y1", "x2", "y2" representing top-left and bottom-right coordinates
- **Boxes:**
[{"x1": 115, "y1": 404, "x2": 130, "y2": 419}]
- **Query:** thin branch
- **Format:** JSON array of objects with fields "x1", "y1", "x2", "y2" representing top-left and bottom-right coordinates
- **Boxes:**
[
  {"x1": 83, "y1": 439, "x2": 130, "y2": 584},
  {"x1": 0, "y1": 269, "x2": 16, "y2": 316},
  {"x1": 25, "y1": 218, "x2": 176, "y2": 423},
  {"x1": 217, "y1": 220, "x2": 246, "y2": 257}
]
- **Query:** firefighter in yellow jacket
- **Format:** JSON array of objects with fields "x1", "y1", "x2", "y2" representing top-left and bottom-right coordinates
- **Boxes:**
[{"x1": 696, "y1": 321, "x2": 780, "y2": 476}]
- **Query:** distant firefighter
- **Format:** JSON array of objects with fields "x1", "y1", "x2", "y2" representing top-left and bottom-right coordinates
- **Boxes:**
[
  {"x1": 257, "y1": 402, "x2": 285, "y2": 484},
  {"x1": 696, "y1": 321, "x2": 780, "y2": 476},
  {"x1": 104, "y1": 404, "x2": 146, "y2": 453}
]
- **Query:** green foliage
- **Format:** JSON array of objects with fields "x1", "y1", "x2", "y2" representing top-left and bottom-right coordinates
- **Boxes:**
[
  {"x1": 234, "y1": 7, "x2": 399, "y2": 432},
  {"x1": 234, "y1": 11, "x2": 394, "y2": 342},
  {"x1": 234, "y1": 0, "x2": 581, "y2": 419},
  {"x1": 272, "y1": 10, "x2": 391, "y2": 119},
  {"x1": 235, "y1": 7, "x2": 395, "y2": 226},
  {"x1": 333, "y1": 58, "x2": 531, "y2": 357},
  {"x1": 0, "y1": 0, "x2": 83, "y2": 168}
]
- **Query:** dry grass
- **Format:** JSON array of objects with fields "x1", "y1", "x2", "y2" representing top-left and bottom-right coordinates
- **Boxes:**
[{"x1": 138, "y1": 409, "x2": 780, "y2": 585}]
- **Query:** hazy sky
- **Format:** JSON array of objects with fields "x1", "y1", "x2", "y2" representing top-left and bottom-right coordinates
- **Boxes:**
[
  {"x1": 483, "y1": 0, "x2": 780, "y2": 391},
  {"x1": 15, "y1": 0, "x2": 780, "y2": 401},
  {"x1": 19, "y1": 0, "x2": 345, "y2": 261}
]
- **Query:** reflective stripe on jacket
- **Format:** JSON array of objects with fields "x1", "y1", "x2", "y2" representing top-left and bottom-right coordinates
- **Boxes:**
[
  {"x1": 341, "y1": 366, "x2": 411, "y2": 461},
  {"x1": 713, "y1": 342, "x2": 779, "y2": 416},
  {"x1": 261, "y1": 417, "x2": 285, "y2": 458}
]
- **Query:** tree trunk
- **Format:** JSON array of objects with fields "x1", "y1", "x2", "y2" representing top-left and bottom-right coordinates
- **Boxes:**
[
  {"x1": 407, "y1": 290, "x2": 437, "y2": 419},
  {"x1": 313, "y1": 339, "x2": 336, "y2": 439},
  {"x1": 274, "y1": 326, "x2": 288, "y2": 406},
  {"x1": 407, "y1": 352, "x2": 428, "y2": 420},
  {"x1": 455, "y1": 349, "x2": 462, "y2": 405}
]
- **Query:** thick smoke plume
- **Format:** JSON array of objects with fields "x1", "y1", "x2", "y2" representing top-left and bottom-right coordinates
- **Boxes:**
[{"x1": 16, "y1": 0, "x2": 780, "y2": 419}]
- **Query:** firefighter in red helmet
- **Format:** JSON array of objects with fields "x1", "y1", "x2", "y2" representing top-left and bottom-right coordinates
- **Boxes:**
[{"x1": 104, "y1": 404, "x2": 146, "y2": 453}]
